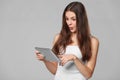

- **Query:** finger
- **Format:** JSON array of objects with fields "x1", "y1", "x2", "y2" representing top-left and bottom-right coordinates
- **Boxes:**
[
  {"x1": 59, "y1": 55, "x2": 65, "y2": 60},
  {"x1": 60, "y1": 57, "x2": 65, "y2": 61},
  {"x1": 36, "y1": 54, "x2": 44, "y2": 59},
  {"x1": 35, "y1": 50, "x2": 39, "y2": 53},
  {"x1": 58, "y1": 55, "x2": 63, "y2": 58},
  {"x1": 36, "y1": 53, "x2": 40, "y2": 56},
  {"x1": 60, "y1": 58, "x2": 65, "y2": 65},
  {"x1": 37, "y1": 55, "x2": 45, "y2": 61},
  {"x1": 38, "y1": 54, "x2": 44, "y2": 57},
  {"x1": 61, "y1": 60, "x2": 66, "y2": 66}
]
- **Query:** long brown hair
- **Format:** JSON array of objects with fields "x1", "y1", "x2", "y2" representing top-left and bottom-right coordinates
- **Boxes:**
[{"x1": 52, "y1": 1, "x2": 92, "y2": 62}]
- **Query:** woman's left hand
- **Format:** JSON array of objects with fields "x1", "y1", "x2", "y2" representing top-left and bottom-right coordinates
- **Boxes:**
[{"x1": 58, "y1": 54, "x2": 76, "y2": 66}]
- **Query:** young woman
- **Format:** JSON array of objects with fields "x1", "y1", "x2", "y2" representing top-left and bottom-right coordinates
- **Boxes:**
[{"x1": 36, "y1": 1, "x2": 99, "y2": 80}]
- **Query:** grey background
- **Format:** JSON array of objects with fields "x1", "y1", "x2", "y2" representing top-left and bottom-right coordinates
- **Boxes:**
[{"x1": 0, "y1": 0, "x2": 120, "y2": 80}]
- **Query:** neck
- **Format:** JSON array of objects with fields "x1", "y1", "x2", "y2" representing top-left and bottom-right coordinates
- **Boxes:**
[
  {"x1": 70, "y1": 33, "x2": 78, "y2": 45},
  {"x1": 71, "y1": 32, "x2": 77, "y2": 38}
]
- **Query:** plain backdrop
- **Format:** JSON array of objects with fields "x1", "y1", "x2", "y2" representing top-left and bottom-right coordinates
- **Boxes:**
[{"x1": 0, "y1": 0, "x2": 120, "y2": 80}]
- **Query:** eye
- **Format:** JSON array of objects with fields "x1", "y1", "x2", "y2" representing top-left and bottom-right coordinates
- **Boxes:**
[
  {"x1": 65, "y1": 18, "x2": 69, "y2": 21},
  {"x1": 72, "y1": 18, "x2": 76, "y2": 21}
]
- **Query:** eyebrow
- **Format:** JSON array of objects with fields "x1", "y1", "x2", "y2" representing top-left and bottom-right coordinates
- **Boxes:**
[{"x1": 65, "y1": 16, "x2": 76, "y2": 19}]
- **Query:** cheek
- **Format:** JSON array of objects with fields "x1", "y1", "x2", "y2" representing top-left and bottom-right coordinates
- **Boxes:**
[
  {"x1": 66, "y1": 21, "x2": 69, "y2": 25},
  {"x1": 74, "y1": 22, "x2": 77, "y2": 29},
  {"x1": 73, "y1": 21, "x2": 76, "y2": 26}
]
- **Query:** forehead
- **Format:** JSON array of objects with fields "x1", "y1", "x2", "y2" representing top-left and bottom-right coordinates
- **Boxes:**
[{"x1": 65, "y1": 11, "x2": 76, "y2": 18}]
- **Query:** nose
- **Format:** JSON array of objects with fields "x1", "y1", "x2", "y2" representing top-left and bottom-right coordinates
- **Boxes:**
[{"x1": 67, "y1": 20, "x2": 72, "y2": 26}]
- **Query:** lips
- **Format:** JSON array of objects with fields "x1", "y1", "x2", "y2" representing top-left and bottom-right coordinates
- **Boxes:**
[{"x1": 69, "y1": 27, "x2": 74, "y2": 30}]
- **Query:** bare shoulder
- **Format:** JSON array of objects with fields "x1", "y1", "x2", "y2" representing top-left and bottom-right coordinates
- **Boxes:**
[
  {"x1": 91, "y1": 36, "x2": 99, "y2": 46},
  {"x1": 53, "y1": 33, "x2": 60, "y2": 45},
  {"x1": 90, "y1": 35, "x2": 99, "y2": 56},
  {"x1": 54, "y1": 33, "x2": 60, "y2": 40},
  {"x1": 54, "y1": 33, "x2": 60, "y2": 42}
]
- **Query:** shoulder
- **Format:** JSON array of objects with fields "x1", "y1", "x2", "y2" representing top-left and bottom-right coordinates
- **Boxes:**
[
  {"x1": 90, "y1": 36, "x2": 99, "y2": 51},
  {"x1": 54, "y1": 33, "x2": 60, "y2": 41},
  {"x1": 90, "y1": 36, "x2": 99, "y2": 58},
  {"x1": 53, "y1": 33, "x2": 60, "y2": 45},
  {"x1": 90, "y1": 35, "x2": 99, "y2": 46}
]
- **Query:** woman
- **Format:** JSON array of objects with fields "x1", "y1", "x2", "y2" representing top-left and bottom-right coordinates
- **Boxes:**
[{"x1": 36, "y1": 1, "x2": 99, "y2": 80}]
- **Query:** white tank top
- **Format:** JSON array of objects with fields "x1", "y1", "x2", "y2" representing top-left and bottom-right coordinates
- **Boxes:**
[{"x1": 54, "y1": 46, "x2": 87, "y2": 80}]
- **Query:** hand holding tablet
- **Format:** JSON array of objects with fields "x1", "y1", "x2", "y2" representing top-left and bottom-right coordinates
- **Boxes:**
[{"x1": 35, "y1": 47, "x2": 60, "y2": 62}]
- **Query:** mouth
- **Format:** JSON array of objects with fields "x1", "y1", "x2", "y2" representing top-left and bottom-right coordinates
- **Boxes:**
[
  {"x1": 68, "y1": 27, "x2": 76, "y2": 33},
  {"x1": 69, "y1": 27, "x2": 74, "y2": 30}
]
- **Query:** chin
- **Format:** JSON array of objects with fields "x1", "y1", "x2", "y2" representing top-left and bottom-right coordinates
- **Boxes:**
[{"x1": 70, "y1": 30, "x2": 76, "y2": 33}]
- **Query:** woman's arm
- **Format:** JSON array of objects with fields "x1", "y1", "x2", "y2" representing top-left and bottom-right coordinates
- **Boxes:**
[
  {"x1": 43, "y1": 60, "x2": 58, "y2": 75},
  {"x1": 36, "y1": 52, "x2": 58, "y2": 75},
  {"x1": 36, "y1": 34, "x2": 60, "y2": 75},
  {"x1": 73, "y1": 37, "x2": 99, "y2": 79}
]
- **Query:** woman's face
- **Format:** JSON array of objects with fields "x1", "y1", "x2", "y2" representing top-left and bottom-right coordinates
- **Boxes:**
[{"x1": 65, "y1": 11, "x2": 77, "y2": 33}]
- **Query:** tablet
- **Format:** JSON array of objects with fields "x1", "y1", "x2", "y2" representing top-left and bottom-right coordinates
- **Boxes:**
[{"x1": 35, "y1": 47, "x2": 60, "y2": 62}]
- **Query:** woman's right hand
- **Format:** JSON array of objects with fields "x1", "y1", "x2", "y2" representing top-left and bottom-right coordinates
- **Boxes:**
[{"x1": 35, "y1": 50, "x2": 45, "y2": 61}]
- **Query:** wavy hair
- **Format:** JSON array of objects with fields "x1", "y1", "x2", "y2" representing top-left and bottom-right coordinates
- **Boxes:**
[{"x1": 52, "y1": 1, "x2": 92, "y2": 61}]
